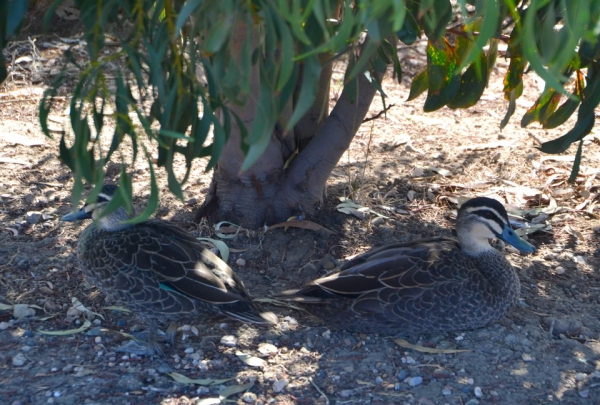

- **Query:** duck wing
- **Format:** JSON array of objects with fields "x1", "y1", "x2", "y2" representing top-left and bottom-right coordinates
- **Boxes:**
[
  {"x1": 92, "y1": 220, "x2": 275, "y2": 324},
  {"x1": 278, "y1": 237, "x2": 468, "y2": 304}
]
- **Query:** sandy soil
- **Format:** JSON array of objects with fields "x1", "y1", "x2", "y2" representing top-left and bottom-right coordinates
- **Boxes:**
[{"x1": 1, "y1": 32, "x2": 600, "y2": 405}]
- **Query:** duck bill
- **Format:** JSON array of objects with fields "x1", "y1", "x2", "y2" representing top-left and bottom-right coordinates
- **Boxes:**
[
  {"x1": 61, "y1": 207, "x2": 92, "y2": 222},
  {"x1": 500, "y1": 226, "x2": 535, "y2": 253}
]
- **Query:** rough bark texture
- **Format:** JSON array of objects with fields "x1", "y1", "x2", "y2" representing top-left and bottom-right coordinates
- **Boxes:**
[{"x1": 197, "y1": 22, "x2": 382, "y2": 228}]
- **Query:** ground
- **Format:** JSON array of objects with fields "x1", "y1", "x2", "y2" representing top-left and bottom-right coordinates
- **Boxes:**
[{"x1": 1, "y1": 29, "x2": 600, "y2": 405}]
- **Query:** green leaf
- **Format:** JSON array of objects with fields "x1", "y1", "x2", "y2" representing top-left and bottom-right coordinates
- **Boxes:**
[
  {"x1": 539, "y1": 114, "x2": 595, "y2": 154},
  {"x1": 424, "y1": 39, "x2": 460, "y2": 111},
  {"x1": 500, "y1": 89, "x2": 517, "y2": 130},
  {"x1": 543, "y1": 72, "x2": 583, "y2": 129},
  {"x1": 396, "y1": 8, "x2": 420, "y2": 45},
  {"x1": 125, "y1": 159, "x2": 158, "y2": 225},
  {"x1": 173, "y1": 0, "x2": 203, "y2": 38},
  {"x1": 521, "y1": 89, "x2": 557, "y2": 128},
  {"x1": 407, "y1": 70, "x2": 428, "y2": 101},
  {"x1": 447, "y1": 51, "x2": 488, "y2": 109},
  {"x1": 568, "y1": 141, "x2": 583, "y2": 183},
  {"x1": 422, "y1": 0, "x2": 452, "y2": 41},
  {"x1": 286, "y1": 53, "x2": 321, "y2": 131},
  {"x1": 6, "y1": 0, "x2": 28, "y2": 37}
]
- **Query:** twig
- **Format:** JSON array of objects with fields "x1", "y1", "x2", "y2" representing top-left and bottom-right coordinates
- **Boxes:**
[
  {"x1": 363, "y1": 103, "x2": 395, "y2": 123},
  {"x1": 309, "y1": 377, "x2": 330, "y2": 405}
]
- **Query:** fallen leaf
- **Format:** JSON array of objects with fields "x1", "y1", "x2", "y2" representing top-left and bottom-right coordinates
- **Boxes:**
[
  {"x1": 168, "y1": 372, "x2": 233, "y2": 386},
  {"x1": 0, "y1": 133, "x2": 45, "y2": 146},
  {"x1": 426, "y1": 167, "x2": 453, "y2": 177},
  {"x1": 196, "y1": 238, "x2": 230, "y2": 263},
  {"x1": 219, "y1": 382, "x2": 254, "y2": 401},
  {"x1": 514, "y1": 224, "x2": 548, "y2": 236},
  {"x1": 214, "y1": 221, "x2": 242, "y2": 239},
  {"x1": 38, "y1": 320, "x2": 92, "y2": 335},
  {"x1": 236, "y1": 351, "x2": 266, "y2": 367},
  {"x1": 0, "y1": 157, "x2": 30, "y2": 166},
  {"x1": 394, "y1": 339, "x2": 471, "y2": 353},
  {"x1": 267, "y1": 219, "x2": 336, "y2": 234},
  {"x1": 458, "y1": 140, "x2": 516, "y2": 150},
  {"x1": 71, "y1": 297, "x2": 105, "y2": 320},
  {"x1": 102, "y1": 306, "x2": 132, "y2": 313}
]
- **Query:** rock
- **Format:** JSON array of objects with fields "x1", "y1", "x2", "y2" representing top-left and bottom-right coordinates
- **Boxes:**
[
  {"x1": 467, "y1": 378, "x2": 474, "y2": 385},
  {"x1": 241, "y1": 392, "x2": 257, "y2": 403},
  {"x1": 220, "y1": 335, "x2": 238, "y2": 347},
  {"x1": 397, "y1": 369, "x2": 408, "y2": 380},
  {"x1": 13, "y1": 304, "x2": 35, "y2": 319},
  {"x1": 418, "y1": 398, "x2": 435, "y2": 405},
  {"x1": 301, "y1": 262, "x2": 318, "y2": 279},
  {"x1": 442, "y1": 386, "x2": 452, "y2": 395},
  {"x1": 555, "y1": 266, "x2": 565, "y2": 275},
  {"x1": 465, "y1": 400, "x2": 479, "y2": 405},
  {"x1": 579, "y1": 390, "x2": 589, "y2": 398},
  {"x1": 26, "y1": 211, "x2": 43, "y2": 224},
  {"x1": 375, "y1": 376, "x2": 383, "y2": 385},
  {"x1": 575, "y1": 373, "x2": 586, "y2": 381},
  {"x1": 273, "y1": 379, "x2": 288, "y2": 393},
  {"x1": 65, "y1": 307, "x2": 82, "y2": 323},
  {"x1": 12, "y1": 353, "x2": 27, "y2": 366},
  {"x1": 474, "y1": 386, "x2": 483, "y2": 397},
  {"x1": 0, "y1": 322, "x2": 11, "y2": 330},
  {"x1": 406, "y1": 376, "x2": 423, "y2": 387},
  {"x1": 522, "y1": 353, "x2": 534, "y2": 362},
  {"x1": 235, "y1": 258, "x2": 246, "y2": 266}
]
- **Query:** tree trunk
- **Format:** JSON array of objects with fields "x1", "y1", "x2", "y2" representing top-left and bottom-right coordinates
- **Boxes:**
[{"x1": 197, "y1": 23, "x2": 381, "y2": 228}]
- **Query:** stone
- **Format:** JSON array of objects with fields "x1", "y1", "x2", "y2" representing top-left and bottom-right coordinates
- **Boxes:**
[
  {"x1": 13, "y1": 304, "x2": 35, "y2": 319},
  {"x1": 12, "y1": 353, "x2": 27, "y2": 367}
]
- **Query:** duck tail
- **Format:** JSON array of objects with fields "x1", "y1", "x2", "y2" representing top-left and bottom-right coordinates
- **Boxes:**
[{"x1": 273, "y1": 289, "x2": 326, "y2": 303}]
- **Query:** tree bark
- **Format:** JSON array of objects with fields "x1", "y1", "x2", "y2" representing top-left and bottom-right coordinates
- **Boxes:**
[{"x1": 197, "y1": 21, "x2": 382, "y2": 228}]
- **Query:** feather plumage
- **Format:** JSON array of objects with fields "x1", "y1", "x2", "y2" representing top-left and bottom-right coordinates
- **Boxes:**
[{"x1": 275, "y1": 197, "x2": 535, "y2": 335}]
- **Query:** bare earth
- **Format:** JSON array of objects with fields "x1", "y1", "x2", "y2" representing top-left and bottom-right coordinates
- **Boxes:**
[{"x1": 1, "y1": 36, "x2": 600, "y2": 405}]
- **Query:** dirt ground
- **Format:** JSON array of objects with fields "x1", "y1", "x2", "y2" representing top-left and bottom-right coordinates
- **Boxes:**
[{"x1": 1, "y1": 31, "x2": 600, "y2": 405}]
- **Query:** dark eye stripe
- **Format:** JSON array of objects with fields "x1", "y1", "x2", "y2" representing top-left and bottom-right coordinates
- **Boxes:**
[{"x1": 469, "y1": 208, "x2": 505, "y2": 230}]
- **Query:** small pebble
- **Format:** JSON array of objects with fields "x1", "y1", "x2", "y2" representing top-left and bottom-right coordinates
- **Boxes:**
[
  {"x1": 522, "y1": 353, "x2": 534, "y2": 362},
  {"x1": 340, "y1": 389, "x2": 353, "y2": 397},
  {"x1": 406, "y1": 376, "x2": 423, "y2": 387},
  {"x1": 0, "y1": 322, "x2": 11, "y2": 330},
  {"x1": 375, "y1": 376, "x2": 383, "y2": 385},
  {"x1": 26, "y1": 211, "x2": 43, "y2": 224},
  {"x1": 465, "y1": 400, "x2": 479, "y2": 405},
  {"x1": 241, "y1": 392, "x2": 257, "y2": 403},
  {"x1": 117, "y1": 319, "x2": 127, "y2": 327},
  {"x1": 418, "y1": 398, "x2": 435, "y2": 405},
  {"x1": 235, "y1": 258, "x2": 246, "y2": 266},
  {"x1": 555, "y1": 266, "x2": 565, "y2": 275},
  {"x1": 13, "y1": 304, "x2": 35, "y2": 319},
  {"x1": 397, "y1": 369, "x2": 408, "y2": 380},
  {"x1": 184, "y1": 347, "x2": 194, "y2": 354},
  {"x1": 12, "y1": 353, "x2": 27, "y2": 367},
  {"x1": 467, "y1": 378, "x2": 474, "y2": 385},
  {"x1": 62, "y1": 364, "x2": 74, "y2": 373},
  {"x1": 220, "y1": 335, "x2": 238, "y2": 347},
  {"x1": 94, "y1": 336, "x2": 102, "y2": 344},
  {"x1": 579, "y1": 390, "x2": 589, "y2": 398},
  {"x1": 463, "y1": 386, "x2": 472, "y2": 393},
  {"x1": 442, "y1": 386, "x2": 452, "y2": 395},
  {"x1": 575, "y1": 373, "x2": 586, "y2": 381},
  {"x1": 474, "y1": 386, "x2": 483, "y2": 397},
  {"x1": 273, "y1": 379, "x2": 288, "y2": 393}
]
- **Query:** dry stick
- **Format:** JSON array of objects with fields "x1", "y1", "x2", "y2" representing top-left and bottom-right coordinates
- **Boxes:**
[
  {"x1": 362, "y1": 103, "x2": 395, "y2": 123},
  {"x1": 309, "y1": 377, "x2": 330, "y2": 405}
]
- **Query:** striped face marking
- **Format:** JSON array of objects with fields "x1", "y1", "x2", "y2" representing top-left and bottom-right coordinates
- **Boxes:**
[{"x1": 461, "y1": 206, "x2": 506, "y2": 237}]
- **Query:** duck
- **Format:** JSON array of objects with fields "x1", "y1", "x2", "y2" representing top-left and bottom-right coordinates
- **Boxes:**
[
  {"x1": 61, "y1": 184, "x2": 277, "y2": 354},
  {"x1": 275, "y1": 197, "x2": 535, "y2": 335}
]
